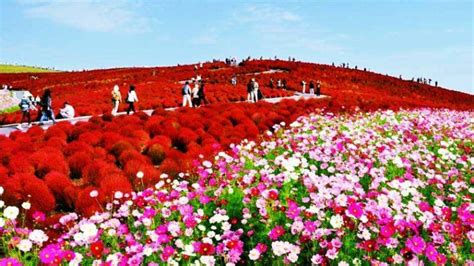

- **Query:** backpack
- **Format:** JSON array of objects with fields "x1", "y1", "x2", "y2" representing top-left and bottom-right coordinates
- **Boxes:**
[
  {"x1": 182, "y1": 85, "x2": 188, "y2": 96},
  {"x1": 19, "y1": 99, "x2": 30, "y2": 111}
]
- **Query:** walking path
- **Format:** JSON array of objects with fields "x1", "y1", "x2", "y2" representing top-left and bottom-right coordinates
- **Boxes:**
[{"x1": 0, "y1": 93, "x2": 328, "y2": 136}]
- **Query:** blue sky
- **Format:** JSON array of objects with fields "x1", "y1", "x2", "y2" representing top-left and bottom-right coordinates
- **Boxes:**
[{"x1": 0, "y1": 0, "x2": 472, "y2": 94}]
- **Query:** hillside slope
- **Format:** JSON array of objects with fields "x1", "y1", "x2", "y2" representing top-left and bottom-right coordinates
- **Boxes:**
[{"x1": 0, "y1": 60, "x2": 472, "y2": 124}]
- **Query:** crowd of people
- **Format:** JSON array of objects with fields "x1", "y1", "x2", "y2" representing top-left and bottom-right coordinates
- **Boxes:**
[
  {"x1": 17, "y1": 88, "x2": 75, "y2": 128},
  {"x1": 300, "y1": 80, "x2": 321, "y2": 96}
]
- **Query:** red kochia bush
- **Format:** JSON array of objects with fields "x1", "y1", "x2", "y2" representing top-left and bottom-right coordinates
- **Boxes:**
[
  {"x1": 29, "y1": 149, "x2": 69, "y2": 178},
  {"x1": 67, "y1": 151, "x2": 94, "y2": 179},
  {"x1": 99, "y1": 175, "x2": 133, "y2": 201},
  {"x1": 75, "y1": 187, "x2": 103, "y2": 216},
  {"x1": 18, "y1": 173, "x2": 56, "y2": 213},
  {"x1": 44, "y1": 171, "x2": 76, "y2": 208}
]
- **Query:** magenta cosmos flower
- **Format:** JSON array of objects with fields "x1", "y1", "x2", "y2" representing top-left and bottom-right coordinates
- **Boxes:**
[
  {"x1": 406, "y1": 236, "x2": 426, "y2": 254},
  {"x1": 347, "y1": 202, "x2": 364, "y2": 219}
]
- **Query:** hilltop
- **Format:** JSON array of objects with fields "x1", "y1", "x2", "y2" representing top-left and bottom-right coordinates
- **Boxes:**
[{"x1": 0, "y1": 64, "x2": 59, "y2": 74}]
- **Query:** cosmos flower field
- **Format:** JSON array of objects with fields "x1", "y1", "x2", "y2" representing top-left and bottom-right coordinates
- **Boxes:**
[{"x1": 1, "y1": 108, "x2": 472, "y2": 265}]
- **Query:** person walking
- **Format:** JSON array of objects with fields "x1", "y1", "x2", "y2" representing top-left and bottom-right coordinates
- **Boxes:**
[
  {"x1": 198, "y1": 81, "x2": 208, "y2": 105},
  {"x1": 301, "y1": 80, "x2": 306, "y2": 94},
  {"x1": 111, "y1": 85, "x2": 122, "y2": 115},
  {"x1": 316, "y1": 80, "x2": 321, "y2": 96},
  {"x1": 126, "y1": 85, "x2": 138, "y2": 115},
  {"x1": 231, "y1": 75, "x2": 237, "y2": 86},
  {"x1": 309, "y1": 81, "x2": 315, "y2": 95},
  {"x1": 18, "y1": 94, "x2": 36, "y2": 127},
  {"x1": 182, "y1": 81, "x2": 193, "y2": 107},
  {"x1": 252, "y1": 78, "x2": 259, "y2": 103},
  {"x1": 269, "y1": 78, "x2": 274, "y2": 89},
  {"x1": 39, "y1": 89, "x2": 56, "y2": 124},
  {"x1": 247, "y1": 79, "x2": 254, "y2": 102},
  {"x1": 111, "y1": 84, "x2": 122, "y2": 116},
  {"x1": 192, "y1": 81, "x2": 200, "y2": 107}
]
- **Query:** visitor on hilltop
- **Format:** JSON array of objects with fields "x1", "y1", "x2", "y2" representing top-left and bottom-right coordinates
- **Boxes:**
[
  {"x1": 435, "y1": 81, "x2": 438, "y2": 87},
  {"x1": 111, "y1": 84, "x2": 122, "y2": 116},
  {"x1": 192, "y1": 81, "x2": 200, "y2": 107},
  {"x1": 39, "y1": 89, "x2": 56, "y2": 124},
  {"x1": 126, "y1": 85, "x2": 138, "y2": 115},
  {"x1": 252, "y1": 78, "x2": 260, "y2": 103},
  {"x1": 231, "y1": 75, "x2": 237, "y2": 86},
  {"x1": 309, "y1": 81, "x2": 315, "y2": 95},
  {"x1": 247, "y1": 79, "x2": 254, "y2": 102},
  {"x1": 182, "y1": 81, "x2": 193, "y2": 107},
  {"x1": 198, "y1": 81, "x2": 208, "y2": 106},
  {"x1": 18, "y1": 93, "x2": 36, "y2": 128},
  {"x1": 56, "y1": 101, "x2": 75, "y2": 119},
  {"x1": 301, "y1": 80, "x2": 306, "y2": 94},
  {"x1": 316, "y1": 80, "x2": 321, "y2": 96},
  {"x1": 277, "y1": 79, "x2": 282, "y2": 88}
]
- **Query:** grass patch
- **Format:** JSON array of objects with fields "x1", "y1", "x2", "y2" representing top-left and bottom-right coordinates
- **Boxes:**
[
  {"x1": 0, "y1": 64, "x2": 59, "y2": 73},
  {"x1": 0, "y1": 105, "x2": 20, "y2": 114}
]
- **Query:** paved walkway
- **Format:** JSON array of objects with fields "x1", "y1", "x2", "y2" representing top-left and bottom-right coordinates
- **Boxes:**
[{"x1": 0, "y1": 93, "x2": 328, "y2": 136}]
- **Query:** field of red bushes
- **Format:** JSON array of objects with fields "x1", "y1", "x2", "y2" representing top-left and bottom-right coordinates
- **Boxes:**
[
  {"x1": 0, "y1": 60, "x2": 472, "y2": 219},
  {"x1": 0, "y1": 60, "x2": 472, "y2": 124}
]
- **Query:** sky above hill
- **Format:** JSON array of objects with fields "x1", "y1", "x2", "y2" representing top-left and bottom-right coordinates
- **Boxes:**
[{"x1": 0, "y1": 0, "x2": 472, "y2": 94}]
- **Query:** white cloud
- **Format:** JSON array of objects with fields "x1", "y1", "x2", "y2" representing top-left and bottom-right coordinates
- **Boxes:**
[
  {"x1": 231, "y1": 4, "x2": 345, "y2": 54},
  {"x1": 19, "y1": 0, "x2": 151, "y2": 33}
]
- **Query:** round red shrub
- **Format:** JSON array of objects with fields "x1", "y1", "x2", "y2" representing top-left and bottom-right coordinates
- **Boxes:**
[{"x1": 19, "y1": 173, "x2": 56, "y2": 213}]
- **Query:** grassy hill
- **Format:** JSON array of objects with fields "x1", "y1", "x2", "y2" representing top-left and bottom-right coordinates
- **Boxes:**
[{"x1": 0, "y1": 64, "x2": 59, "y2": 73}]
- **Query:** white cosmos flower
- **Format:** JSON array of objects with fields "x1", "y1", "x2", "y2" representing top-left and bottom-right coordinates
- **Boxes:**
[
  {"x1": 330, "y1": 215, "x2": 344, "y2": 229},
  {"x1": 0, "y1": 186, "x2": 3, "y2": 195},
  {"x1": 21, "y1": 202, "x2": 31, "y2": 210},
  {"x1": 80, "y1": 222, "x2": 98, "y2": 238},
  {"x1": 29, "y1": 229, "x2": 48, "y2": 245},
  {"x1": 89, "y1": 190, "x2": 98, "y2": 198},
  {"x1": 17, "y1": 239, "x2": 33, "y2": 252},
  {"x1": 136, "y1": 171, "x2": 144, "y2": 179},
  {"x1": 114, "y1": 191, "x2": 123, "y2": 199},
  {"x1": 3, "y1": 206, "x2": 19, "y2": 220},
  {"x1": 249, "y1": 249, "x2": 260, "y2": 260}
]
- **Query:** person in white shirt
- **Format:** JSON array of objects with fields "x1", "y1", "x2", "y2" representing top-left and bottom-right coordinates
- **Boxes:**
[
  {"x1": 182, "y1": 81, "x2": 193, "y2": 107},
  {"x1": 126, "y1": 85, "x2": 138, "y2": 115},
  {"x1": 192, "y1": 82, "x2": 200, "y2": 107},
  {"x1": 57, "y1": 102, "x2": 75, "y2": 119},
  {"x1": 111, "y1": 84, "x2": 122, "y2": 116},
  {"x1": 301, "y1": 80, "x2": 306, "y2": 94},
  {"x1": 252, "y1": 78, "x2": 259, "y2": 103}
]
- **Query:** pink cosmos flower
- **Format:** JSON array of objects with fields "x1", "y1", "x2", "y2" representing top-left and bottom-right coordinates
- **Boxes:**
[
  {"x1": 425, "y1": 244, "x2": 438, "y2": 262},
  {"x1": 347, "y1": 202, "x2": 363, "y2": 218},
  {"x1": 405, "y1": 236, "x2": 426, "y2": 254},
  {"x1": 436, "y1": 253, "x2": 447, "y2": 265},
  {"x1": 286, "y1": 200, "x2": 300, "y2": 219},
  {"x1": 0, "y1": 258, "x2": 22, "y2": 266},
  {"x1": 268, "y1": 226, "x2": 285, "y2": 240},
  {"x1": 256, "y1": 243, "x2": 267, "y2": 253},
  {"x1": 326, "y1": 248, "x2": 338, "y2": 260},
  {"x1": 311, "y1": 254, "x2": 323, "y2": 264}
]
